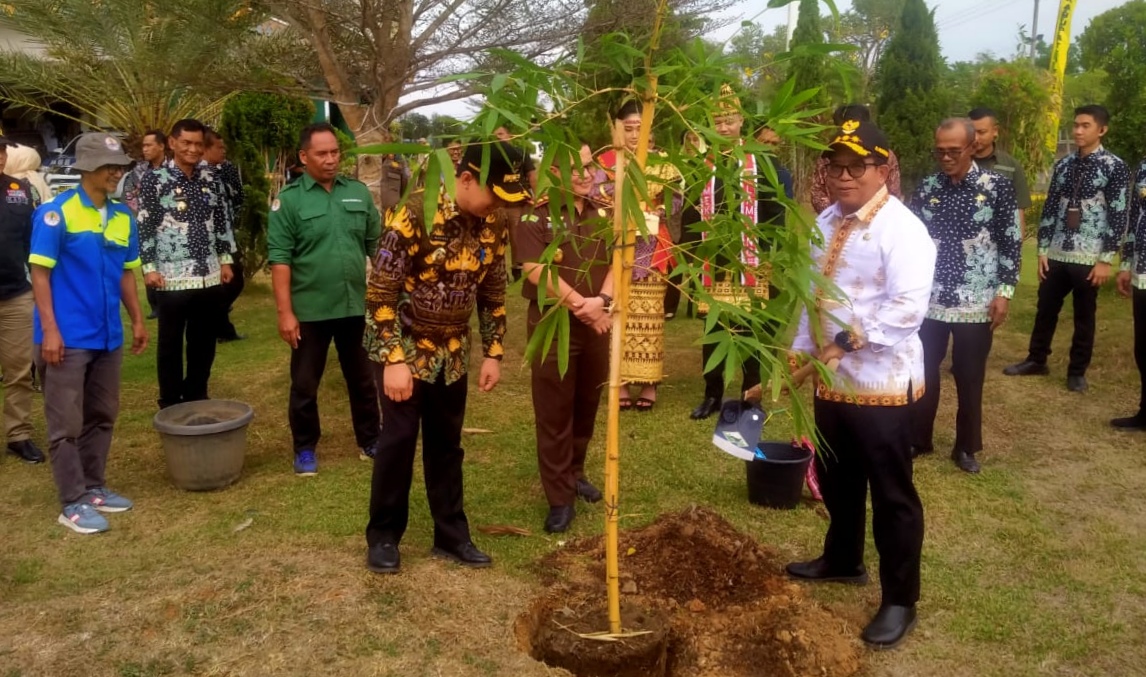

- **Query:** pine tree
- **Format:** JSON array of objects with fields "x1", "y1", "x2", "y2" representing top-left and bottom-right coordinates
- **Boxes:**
[
  {"x1": 874, "y1": 0, "x2": 950, "y2": 192},
  {"x1": 788, "y1": 0, "x2": 828, "y2": 105}
]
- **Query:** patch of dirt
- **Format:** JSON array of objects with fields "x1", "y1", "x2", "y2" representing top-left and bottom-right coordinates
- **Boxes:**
[
  {"x1": 522, "y1": 506, "x2": 862, "y2": 677},
  {"x1": 527, "y1": 600, "x2": 670, "y2": 677}
]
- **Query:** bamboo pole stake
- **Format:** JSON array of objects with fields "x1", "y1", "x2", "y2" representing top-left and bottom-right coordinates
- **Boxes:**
[
  {"x1": 603, "y1": 121, "x2": 631, "y2": 635},
  {"x1": 602, "y1": 0, "x2": 669, "y2": 636}
]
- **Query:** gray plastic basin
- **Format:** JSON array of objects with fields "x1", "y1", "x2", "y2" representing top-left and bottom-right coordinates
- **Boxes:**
[{"x1": 153, "y1": 400, "x2": 254, "y2": 491}]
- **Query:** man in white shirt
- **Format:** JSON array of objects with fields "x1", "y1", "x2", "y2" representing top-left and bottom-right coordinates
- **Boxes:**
[{"x1": 784, "y1": 120, "x2": 936, "y2": 651}]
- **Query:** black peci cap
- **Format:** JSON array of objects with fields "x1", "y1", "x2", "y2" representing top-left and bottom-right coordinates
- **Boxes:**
[
  {"x1": 460, "y1": 141, "x2": 530, "y2": 203},
  {"x1": 823, "y1": 119, "x2": 891, "y2": 162}
]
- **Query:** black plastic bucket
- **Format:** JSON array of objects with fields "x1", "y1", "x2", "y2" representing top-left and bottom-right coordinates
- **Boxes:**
[{"x1": 745, "y1": 442, "x2": 813, "y2": 509}]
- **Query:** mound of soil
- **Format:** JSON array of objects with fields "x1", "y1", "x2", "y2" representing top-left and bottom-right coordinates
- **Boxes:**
[{"x1": 520, "y1": 506, "x2": 862, "y2": 677}]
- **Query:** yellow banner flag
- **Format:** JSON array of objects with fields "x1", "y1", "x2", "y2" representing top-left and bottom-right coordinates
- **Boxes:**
[{"x1": 1045, "y1": 0, "x2": 1077, "y2": 156}]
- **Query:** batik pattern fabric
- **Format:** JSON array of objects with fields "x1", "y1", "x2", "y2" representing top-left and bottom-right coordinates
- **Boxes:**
[
  {"x1": 909, "y1": 166, "x2": 1022, "y2": 323},
  {"x1": 122, "y1": 160, "x2": 152, "y2": 213},
  {"x1": 1120, "y1": 159, "x2": 1146, "y2": 289},
  {"x1": 364, "y1": 192, "x2": 507, "y2": 385},
  {"x1": 791, "y1": 186, "x2": 937, "y2": 406},
  {"x1": 1038, "y1": 146, "x2": 1129, "y2": 266},
  {"x1": 138, "y1": 160, "x2": 235, "y2": 290}
]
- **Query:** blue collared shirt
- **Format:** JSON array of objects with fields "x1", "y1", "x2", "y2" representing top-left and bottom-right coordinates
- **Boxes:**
[{"x1": 29, "y1": 187, "x2": 140, "y2": 350}]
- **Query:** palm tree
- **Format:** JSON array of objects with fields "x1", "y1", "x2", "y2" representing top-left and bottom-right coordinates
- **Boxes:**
[{"x1": 0, "y1": 0, "x2": 308, "y2": 138}]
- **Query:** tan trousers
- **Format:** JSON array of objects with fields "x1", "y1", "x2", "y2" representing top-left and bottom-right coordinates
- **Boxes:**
[{"x1": 0, "y1": 290, "x2": 34, "y2": 442}]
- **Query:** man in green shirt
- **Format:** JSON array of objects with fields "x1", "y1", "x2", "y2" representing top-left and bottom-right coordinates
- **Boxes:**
[
  {"x1": 969, "y1": 108, "x2": 1033, "y2": 225},
  {"x1": 268, "y1": 123, "x2": 383, "y2": 476}
]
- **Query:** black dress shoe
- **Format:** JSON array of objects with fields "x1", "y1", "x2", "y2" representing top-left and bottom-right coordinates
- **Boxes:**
[
  {"x1": 690, "y1": 396, "x2": 721, "y2": 420},
  {"x1": 7, "y1": 440, "x2": 45, "y2": 464},
  {"x1": 576, "y1": 478, "x2": 602, "y2": 503},
  {"x1": 1003, "y1": 360, "x2": 1049, "y2": 376},
  {"x1": 785, "y1": 557, "x2": 869, "y2": 585},
  {"x1": 861, "y1": 604, "x2": 917, "y2": 650},
  {"x1": 910, "y1": 446, "x2": 933, "y2": 459},
  {"x1": 544, "y1": 505, "x2": 576, "y2": 533},
  {"x1": 952, "y1": 450, "x2": 981, "y2": 474},
  {"x1": 218, "y1": 334, "x2": 246, "y2": 344},
  {"x1": 1111, "y1": 413, "x2": 1146, "y2": 430},
  {"x1": 431, "y1": 541, "x2": 493, "y2": 568},
  {"x1": 1066, "y1": 375, "x2": 1088, "y2": 393},
  {"x1": 366, "y1": 542, "x2": 401, "y2": 574}
]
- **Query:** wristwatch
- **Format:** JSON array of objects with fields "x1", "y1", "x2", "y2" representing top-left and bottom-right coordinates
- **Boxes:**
[
  {"x1": 834, "y1": 330, "x2": 865, "y2": 353},
  {"x1": 598, "y1": 293, "x2": 614, "y2": 313}
]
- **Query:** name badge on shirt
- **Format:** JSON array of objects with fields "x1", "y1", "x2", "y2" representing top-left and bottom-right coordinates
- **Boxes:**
[{"x1": 5, "y1": 185, "x2": 28, "y2": 204}]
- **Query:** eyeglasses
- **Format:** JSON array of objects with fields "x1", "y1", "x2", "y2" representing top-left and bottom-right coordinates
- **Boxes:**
[
  {"x1": 930, "y1": 146, "x2": 971, "y2": 160},
  {"x1": 826, "y1": 162, "x2": 877, "y2": 179}
]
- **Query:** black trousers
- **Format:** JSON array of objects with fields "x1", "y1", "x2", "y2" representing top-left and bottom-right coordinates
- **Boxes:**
[
  {"x1": 815, "y1": 398, "x2": 923, "y2": 607},
  {"x1": 366, "y1": 372, "x2": 472, "y2": 549},
  {"x1": 219, "y1": 259, "x2": 245, "y2": 340},
  {"x1": 529, "y1": 304, "x2": 610, "y2": 507},
  {"x1": 1026, "y1": 260, "x2": 1099, "y2": 376},
  {"x1": 288, "y1": 316, "x2": 380, "y2": 452},
  {"x1": 1134, "y1": 288, "x2": 1146, "y2": 415},
  {"x1": 912, "y1": 319, "x2": 993, "y2": 455},
  {"x1": 156, "y1": 286, "x2": 224, "y2": 409},
  {"x1": 145, "y1": 286, "x2": 159, "y2": 315},
  {"x1": 701, "y1": 322, "x2": 762, "y2": 401}
]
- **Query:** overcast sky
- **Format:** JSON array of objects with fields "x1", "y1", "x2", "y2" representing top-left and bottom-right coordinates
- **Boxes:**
[
  {"x1": 416, "y1": 0, "x2": 1123, "y2": 119},
  {"x1": 712, "y1": 0, "x2": 1124, "y2": 62}
]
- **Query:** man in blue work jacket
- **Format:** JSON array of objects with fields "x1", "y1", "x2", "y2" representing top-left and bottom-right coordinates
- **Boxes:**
[{"x1": 29, "y1": 133, "x2": 149, "y2": 535}]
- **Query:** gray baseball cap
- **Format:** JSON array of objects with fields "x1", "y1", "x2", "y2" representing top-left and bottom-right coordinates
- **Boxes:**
[{"x1": 73, "y1": 132, "x2": 133, "y2": 172}]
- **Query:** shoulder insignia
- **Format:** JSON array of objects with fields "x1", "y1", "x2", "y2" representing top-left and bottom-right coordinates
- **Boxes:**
[{"x1": 43, "y1": 210, "x2": 61, "y2": 227}]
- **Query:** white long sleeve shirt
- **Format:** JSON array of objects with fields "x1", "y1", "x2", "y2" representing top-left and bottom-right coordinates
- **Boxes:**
[{"x1": 792, "y1": 186, "x2": 937, "y2": 406}]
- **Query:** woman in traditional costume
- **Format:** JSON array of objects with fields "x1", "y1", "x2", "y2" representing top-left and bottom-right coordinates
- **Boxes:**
[{"x1": 593, "y1": 100, "x2": 680, "y2": 411}]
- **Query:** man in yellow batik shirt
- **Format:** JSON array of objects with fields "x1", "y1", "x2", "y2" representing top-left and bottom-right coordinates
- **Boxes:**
[{"x1": 362, "y1": 141, "x2": 528, "y2": 574}]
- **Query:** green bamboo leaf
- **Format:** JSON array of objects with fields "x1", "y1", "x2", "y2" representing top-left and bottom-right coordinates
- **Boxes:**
[
  {"x1": 423, "y1": 152, "x2": 442, "y2": 231},
  {"x1": 435, "y1": 148, "x2": 457, "y2": 197},
  {"x1": 351, "y1": 142, "x2": 430, "y2": 156},
  {"x1": 556, "y1": 306, "x2": 571, "y2": 377},
  {"x1": 703, "y1": 336, "x2": 729, "y2": 375}
]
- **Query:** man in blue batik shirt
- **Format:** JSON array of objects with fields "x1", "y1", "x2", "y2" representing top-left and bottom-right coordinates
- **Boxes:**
[
  {"x1": 1113, "y1": 157, "x2": 1146, "y2": 429},
  {"x1": 1003, "y1": 105, "x2": 1129, "y2": 393},
  {"x1": 909, "y1": 119, "x2": 1022, "y2": 474}
]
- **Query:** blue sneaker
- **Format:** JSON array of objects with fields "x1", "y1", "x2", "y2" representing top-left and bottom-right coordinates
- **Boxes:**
[
  {"x1": 58, "y1": 503, "x2": 109, "y2": 534},
  {"x1": 294, "y1": 449, "x2": 317, "y2": 476},
  {"x1": 87, "y1": 487, "x2": 133, "y2": 513}
]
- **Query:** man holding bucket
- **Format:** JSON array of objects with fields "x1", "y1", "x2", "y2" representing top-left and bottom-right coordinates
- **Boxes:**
[
  {"x1": 784, "y1": 120, "x2": 935, "y2": 650},
  {"x1": 29, "y1": 133, "x2": 148, "y2": 534}
]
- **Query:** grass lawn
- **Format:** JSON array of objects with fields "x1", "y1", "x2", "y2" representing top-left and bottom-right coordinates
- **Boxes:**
[{"x1": 2, "y1": 241, "x2": 1146, "y2": 676}]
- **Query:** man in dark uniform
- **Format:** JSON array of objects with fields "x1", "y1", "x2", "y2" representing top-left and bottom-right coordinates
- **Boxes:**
[
  {"x1": 494, "y1": 125, "x2": 537, "y2": 282},
  {"x1": 968, "y1": 108, "x2": 1033, "y2": 227},
  {"x1": 363, "y1": 141, "x2": 528, "y2": 574},
  {"x1": 268, "y1": 123, "x2": 383, "y2": 475},
  {"x1": 513, "y1": 143, "x2": 613, "y2": 533},
  {"x1": 203, "y1": 128, "x2": 246, "y2": 343},
  {"x1": 0, "y1": 134, "x2": 46, "y2": 464}
]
